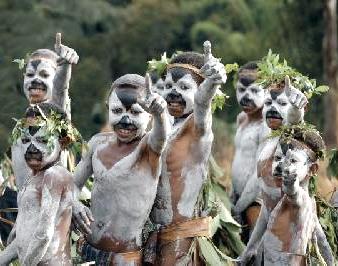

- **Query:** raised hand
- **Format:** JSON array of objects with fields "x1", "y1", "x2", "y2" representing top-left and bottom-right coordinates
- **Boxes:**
[
  {"x1": 200, "y1": 40, "x2": 227, "y2": 85},
  {"x1": 284, "y1": 75, "x2": 308, "y2": 109},
  {"x1": 54, "y1": 32, "x2": 79, "y2": 65},
  {"x1": 138, "y1": 73, "x2": 167, "y2": 115}
]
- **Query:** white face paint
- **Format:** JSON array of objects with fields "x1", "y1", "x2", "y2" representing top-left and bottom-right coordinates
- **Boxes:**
[
  {"x1": 23, "y1": 59, "x2": 56, "y2": 104},
  {"x1": 281, "y1": 147, "x2": 311, "y2": 186},
  {"x1": 272, "y1": 143, "x2": 285, "y2": 179},
  {"x1": 163, "y1": 72, "x2": 198, "y2": 117},
  {"x1": 236, "y1": 81, "x2": 265, "y2": 114},
  {"x1": 153, "y1": 78, "x2": 165, "y2": 97},
  {"x1": 21, "y1": 125, "x2": 61, "y2": 171},
  {"x1": 108, "y1": 90, "x2": 150, "y2": 142},
  {"x1": 262, "y1": 89, "x2": 291, "y2": 129}
]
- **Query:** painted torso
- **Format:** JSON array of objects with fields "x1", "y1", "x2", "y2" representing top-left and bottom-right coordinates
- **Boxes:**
[
  {"x1": 232, "y1": 112, "x2": 264, "y2": 198},
  {"x1": 263, "y1": 191, "x2": 315, "y2": 265},
  {"x1": 16, "y1": 166, "x2": 72, "y2": 265},
  {"x1": 87, "y1": 132, "x2": 161, "y2": 252},
  {"x1": 152, "y1": 114, "x2": 213, "y2": 225}
]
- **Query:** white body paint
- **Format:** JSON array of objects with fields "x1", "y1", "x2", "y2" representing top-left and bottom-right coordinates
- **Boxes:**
[{"x1": 76, "y1": 132, "x2": 161, "y2": 247}]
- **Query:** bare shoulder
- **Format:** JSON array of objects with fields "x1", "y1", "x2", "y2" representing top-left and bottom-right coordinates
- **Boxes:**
[
  {"x1": 236, "y1": 111, "x2": 247, "y2": 126},
  {"x1": 44, "y1": 165, "x2": 73, "y2": 188},
  {"x1": 90, "y1": 132, "x2": 116, "y2": 145}
]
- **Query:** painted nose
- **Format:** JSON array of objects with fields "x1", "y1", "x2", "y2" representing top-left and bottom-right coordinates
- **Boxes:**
[
  {"x1": 31, "y1": 79, "x2": 44, "y2": 86},
  {"x1": 275, "y1": 163, "x2": 283, "y2": 174},
  {"x1": 26, "y1": 143, "x2": 39, "y2": 153},
  {"x1": 120, "y1": 115, "x2": 131, "y2": 124}
]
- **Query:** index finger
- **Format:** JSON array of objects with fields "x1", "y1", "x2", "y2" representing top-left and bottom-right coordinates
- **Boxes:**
[
  {"x1": 284, "y1": 75, "x2": 291, "y2": 97},
  {"x1": 203, "y1": 40, "x2": 212, "y2": 63},
  {"x1": 145, "y1": 73, "x2": 152, "y2": 97},
  {"x1": 55, "y1": 32, "x2": 62, "y2": 48}
]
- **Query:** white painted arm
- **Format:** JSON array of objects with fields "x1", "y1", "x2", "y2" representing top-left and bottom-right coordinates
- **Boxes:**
[
  {"x1": 72, "y1": 137, "x2": 95, "y2": 234},
  {"x1": 138, "y1": 74, "x2": 168, "y2": 154},
  {"x1": 22, "y1": 185, "x2": 61, "y2": 265},
  {"x1": 194, "y1": 41, "x2": 227, "y2": 136},
  {"x1": 11, "y1": 143, "x2": 30, "y2": 191},
  {"x1": 0, "y1": 240, "x2": 18, "y2": 265},
  {"x1": 240, "y1": 204, "x2": 269, "y2": 264}
]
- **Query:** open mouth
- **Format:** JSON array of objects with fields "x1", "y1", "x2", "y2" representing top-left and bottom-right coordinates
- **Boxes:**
[
  {"x1": 114, "y1": 123, "x2": 137, "y2": 139},
  {"x1": 28, "y1": 84, "x2": 47, "y2": 103},
  {"x1": 25, "y1": 152, "x2": 43, "y2": 167}
]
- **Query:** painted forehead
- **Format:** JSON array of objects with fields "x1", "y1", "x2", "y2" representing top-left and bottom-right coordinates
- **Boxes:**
[
  {"x1": 26, "y1": 58, "x2": 57, "y2": 71},
  {"x1": 167, "y1": 68, "x2": 197, "y2": 83},
  {"x1": 238, "y1": 69, "x2": 258, "y2": 87},
  {"x1": 109, "y1": 86, "x2": 142, "y2": 109},
  {"x1": 267, "y1": 87, "x2": 285, "y2": 100}
]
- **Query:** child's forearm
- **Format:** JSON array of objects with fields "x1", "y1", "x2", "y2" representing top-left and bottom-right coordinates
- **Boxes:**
[
  {"x1": 0, "y1": 240, "x2": 18, "y2": 265},
  {"x1": 149, "y1": 111, "x2": 168, "y2": 154}
]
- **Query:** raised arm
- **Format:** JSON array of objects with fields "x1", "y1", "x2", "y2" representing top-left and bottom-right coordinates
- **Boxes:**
[
  {"x1": 194, "y1": 41, "x2": 227, "y2": 135},
  {"x1": 138, "y1": 73, "x2": 168, "y2": 154},
  {"x1": 52, "y1": 33, "x2": 79, "y2": 117},
  {"x1": 22, "y1": 178, "x2": 62, "y2": 265},
  {"x1": 285, "y1": 76, "x2": 307, "y2": 125}
]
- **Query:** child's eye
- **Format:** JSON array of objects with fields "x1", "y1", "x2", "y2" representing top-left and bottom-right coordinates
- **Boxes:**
[
  {"x1": 251, "y1": 88, "x2": 258, "y2": 94},
  {"x1": 265, "y1": 99, "x2": 272, "y2": 106},
  {"x1": 290, "y1": 158, "x2": 298, "y2": 163},
  {"x1": 274, "y1": 155, "x2": 281, "y2": 161},
  {"x1": 26, "y1": 73, "x2": 34, "y2": 78},
  {"x1": 112, "y1": 108, "x2": 123, "y2": 114},
  {"x1": 22, "y1": 137, "x2": 30, "y2": 144},
  {"x1": 131, "y1": 109, "x2": 141, "y2": 115},
  {"x1": 36, "y1": 137, "x2": 48, "y2": 144},
  {"x1": 238, "y1": 87, "x2": 246, "y2": 93},
  {"x1": 166, "y1": 83, "x2": 172, "y2": 90},
  {"x1": 279, "y1": 101, "x2": 287, "y2": 106},
  {"x1": 180, "y1": 84, "x2": 189, "y2": 90},
  {"x1": 40, "y1": 72, "x2": 50, "y2": 78}
]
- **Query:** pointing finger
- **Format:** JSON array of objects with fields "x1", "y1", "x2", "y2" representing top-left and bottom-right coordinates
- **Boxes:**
[
  {"x1": 55, "y1": 32, "x2": 62, "y2": 53},
  {"x1": 284, "y1": 75, "x2": 291, "y2": 97},
  {"x1": 145, "y1": 73, "x2": 152, "y2": 97},
  {"x1": 203, "y1": 40, "x2": 212, "y2": 63}
]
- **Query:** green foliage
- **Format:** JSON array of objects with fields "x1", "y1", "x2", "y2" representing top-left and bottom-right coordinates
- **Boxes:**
[
  {"x1": 147, "y1": 52, "x2": 171, "y2": 77},
  {"x1": 10, "y1": 110, "x2": 83, "y2": 152},
  {"x1": 257, "y1": 50, "x2": 329, "y2": 99},
  {"x1": 315, "y1": 195, "x2": 338, "y2": 260},
  {"x1": 269, "y1": 123, "x2": 325, "y2": 160}
]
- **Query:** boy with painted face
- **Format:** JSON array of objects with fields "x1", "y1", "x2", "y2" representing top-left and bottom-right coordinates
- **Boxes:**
[
  {"x1": 0, "y1": 104, "x2": 74, "y2": 265},
  {"x1": 12, "y1": 33, "x2": 79, "y2": 191},
  {"x1": 240, "y1": 78, "x2": 334, "y2": 264},
  {"x1": 72, "y1": 74, "x2": 168, "y2": 265},
  {"x1": 150, "y1": 41, "x2": 227, "y2": 265},
  {"x1": 260, "y1": 132, "x2": 333, "y2": 265},
  {"x1": 231, "y1": 62, "x2": 265, "y2": 228}
]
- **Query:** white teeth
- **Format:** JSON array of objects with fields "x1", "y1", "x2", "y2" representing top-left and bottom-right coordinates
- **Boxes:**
[{"x1": 169, "y1": 102, "x2": 180, "y2": 107}]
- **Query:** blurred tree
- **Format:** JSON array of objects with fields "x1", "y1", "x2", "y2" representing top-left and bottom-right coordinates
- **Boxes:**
[{"x1": 323, "y1": 0, "x2": 338, "y2": 148}]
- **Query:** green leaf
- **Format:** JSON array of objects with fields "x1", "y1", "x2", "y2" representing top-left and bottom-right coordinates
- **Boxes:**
[
  {"x1": 197, "y1": 237, "x2": 236, "y2": 266},
  {"x1": 12, "y1": 58, "x2": 25, "y2": 70},
  {"x1": 316, "y1": 85, "x2": 329, "y2": 93}
]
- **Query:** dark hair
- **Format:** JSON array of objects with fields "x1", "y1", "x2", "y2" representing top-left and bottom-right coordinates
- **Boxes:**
[
  {"x1": 169, "y1": 52, "x2": 205, "y2": 85},
  {"x1": 238, "y1": 61, "x2": 258, "y2": 73}
]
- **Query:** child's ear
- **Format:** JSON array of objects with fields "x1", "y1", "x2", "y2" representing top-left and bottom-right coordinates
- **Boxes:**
[{"x1": 310, "y1": 162, "x2": 319, "y2": 175}]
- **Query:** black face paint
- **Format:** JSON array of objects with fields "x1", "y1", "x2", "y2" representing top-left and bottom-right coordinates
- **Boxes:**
[
  {"x1": 239, "y1": 93, "x2": 256, "y2": 108},
  {"x1": 28, "y1": 126, "x2": 40, "y2": 136},
  {"x1": 30, "y1": 59, "x2": 41, "y2": 71},
  {"x1": 270, "y1": 89, "x2": 283, "y2": 100},
  {"x1": 115, "y1": 87, "x2": 139, "y2": 110},
  {"x1": 165, "y1": 89, "x2": 186, "y2": 106},
  {"x1": 266, "y1": 106, "x2": 282, "y2": 119},
  {"x1": 24, "y1": 143, "x2": 43, "y2": 161},
  {"x1": 273, "y1": 162, "x2": 283, "y2": 176},
  {"x1": 29, "y1": 79, "x2": 47, "y2": 91},
  {"x1": 239, "y1": 77, "x2": 255, "y2": 87},
  {"x1": 114, "y1": 115, "x2": 137, "y2": 130}
]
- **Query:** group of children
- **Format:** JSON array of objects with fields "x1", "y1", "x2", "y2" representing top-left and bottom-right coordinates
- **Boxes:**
[{"x1": 0, "y1": 32, "x2": 336, "y2": 266}]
